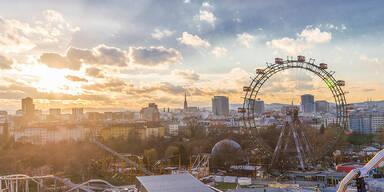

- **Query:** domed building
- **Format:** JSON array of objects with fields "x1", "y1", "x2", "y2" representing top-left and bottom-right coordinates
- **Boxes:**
[{"x1": 211, "y1": 139, "x2": 241, "y2": 155}]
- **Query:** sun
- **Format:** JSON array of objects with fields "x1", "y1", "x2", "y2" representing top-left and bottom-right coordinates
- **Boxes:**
[{"x1": 29, "y1": 65, "x2": 85, "y2": 95}]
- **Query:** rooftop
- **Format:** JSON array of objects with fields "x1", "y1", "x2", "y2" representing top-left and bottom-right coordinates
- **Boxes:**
[{"x1": 136, "y1": 174, "x2": 214, "y2": 192}]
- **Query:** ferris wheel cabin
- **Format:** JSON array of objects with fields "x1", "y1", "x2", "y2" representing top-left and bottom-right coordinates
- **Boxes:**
[
  {"x1": 243, "y1": 86, "x2": 251, "y2": 92},
  {"x1": 337, "y1": 80, "x2": 345, "y2": 86},
  {"x1": 238, "y1": 108, "x2": 246, "y2": 113},
  {"x1": 346, "y1": 104, "x2": 354, "y2": 110},
  {"x1": 256, "y1": 69, "x2": 265, "y2": 74},
  {"x1": 275, "y1": 58, "x2": 284, "y2": 64},
  {"x1": 297, "y1": 55, "x2": 306, "y2": 62},
  {"x1": 319, "y1": 63, "x2": 328, "y2": 69}
]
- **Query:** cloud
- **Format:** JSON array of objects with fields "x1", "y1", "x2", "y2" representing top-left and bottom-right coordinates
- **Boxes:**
[
  {"x1": 40, "y1": 44, "x2": 130, "y2": 70},
  {"x1": 177, "y1": 32, "x2": 211, "y2": 48},
  {"x1": 128, "y1": 82, "x2": 186, "y2": 96},
  {"x1": 0, "y1": 55, "x2": 13, "y2": 69},
  {"x1": 211, "y1": 46, "x2": 227, "y2": 58},
  {"x1": 82, "y1": 78, "x2": 127, "y2": 92},
  {"x1": 43, "y1": 9, "x2": 66, "y2": 23},
  {"x1": 184, "y1": 0, "x2": 190, "y2": 3},
  {"x1": 130, "y1": 46, "x2": 182, "y2": 67},
  {"x1": 196, "y1": 2, "x2": 216, "y2": 25},
  {"x1": 237, "y1": 33, "x2": 254, "y2": 48},
  {"x1": 127, "y1": 82, "x2": 237, "y2": 99},
  {"x1": 0, "y1": 9, "x2": 78, "y2": 53},
  {"x1": 198, "y1": 10, "x2": 216, "y2": 24},
  {"x1": 266, "y1": 37, "x2": 310, "y2": 55},
  {"x1": 172, "y1": 69, "x2": 200, "y2": 83},
  {"x1": 65, "y1": 75, "x2": 88, "y2": 82},
  {"x1": 298, "y1": 27, "x2": 331, "y2": 43},
  {"x1": 151, "y1": 28, "x2": 174, "y2": 40},
  {"x1": 325, "y1": 24, "x2": 347, "y2": 31},
  {"x1": 360, "y1": 54, "x2": 384, "y2": 72},
  {"x1": 40, "y1": 44, "x2": 182, "y2": 70},
  {"x1": 85, "y1": 67, "x2": 104, "y2": 78},
  {"x1": 39, "y1": 52, "x2": 82, "y2": 70},
  {"x1": 341, "y1": 24, "x2": 347, "y2": 31},
  {"x1": 266, "y1": 26, "x2": 332, "y2": 55}
]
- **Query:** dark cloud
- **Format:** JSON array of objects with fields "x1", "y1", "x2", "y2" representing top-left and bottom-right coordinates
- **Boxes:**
[
  {"x1": 362, "y1": 88, "x2": 375, "y2": 92},
  {"x1": 85, "y1": 67, "x2": 104, "y2": 78},
  {"x1": 40, "y1": 45, "x2": 130, "y2": 70},
  {"x1": 65, "y1": 75, "x2": 88, "y2": 82},
  {"x1": 82, "y1": 78, "x2": 127, "y2": 92},
  {"x1": 172, "y1": 69, "x2": 200, "y2": 83},
  {"x1": 39, "y1": 52, "x2": 82, "y2": 70},
  {"x1": 127, "y1": 82, "x2": 239, "y2": 98},
  {"x1": 130, "y1": 46, "x2": 182, "y2": 67},
  {"x1": 40, "y1": 45, "x2": 182, "y2": 70},
  {"x1": 0, "y1": 55, "x2": 13, "y2": 69}
]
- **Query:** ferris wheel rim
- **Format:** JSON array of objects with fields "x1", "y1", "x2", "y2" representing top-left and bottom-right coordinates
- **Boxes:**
[{"x1": 241, "y1": 57, "x2": 348, "y2": 161}]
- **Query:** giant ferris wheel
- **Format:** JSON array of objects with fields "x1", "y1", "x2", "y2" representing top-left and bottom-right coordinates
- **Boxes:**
[{"x1": 238, "y1": 56, "x2": 349, "y2": 170}]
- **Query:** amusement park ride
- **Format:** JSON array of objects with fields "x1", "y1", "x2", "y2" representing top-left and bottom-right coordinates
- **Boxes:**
[
  {"x1": 239, "y1": 55, "x2": 349, "y2": 170},
  {"x1": 238, "y1": 55, "x2": 384, "y2": 192}
]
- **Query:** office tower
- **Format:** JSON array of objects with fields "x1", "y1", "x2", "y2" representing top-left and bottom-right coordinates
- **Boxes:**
[
  {"x1": 140, "y1": 103, "x2": 160, "y2": 122},
  {"x1": 315, "y1": 100, "x2": 329, "y2": 113},
  {"x1": 212, "y1": 96, "x2": 229, "y2": 116},
  {"x1": 21, "y1": 97, "x2": 35, "y2": 120},
  {"x1": 254, "y1": 99, "x2": 265, "y2": 115},
  {"x1": 301, "y1": 94, "x2": 314, "y2": 113}
]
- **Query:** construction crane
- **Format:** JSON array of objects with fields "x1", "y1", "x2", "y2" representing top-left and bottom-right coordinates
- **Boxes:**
[
  {"x1": 92, "y1": 139, "x2": 153, "y2": 176},
  {"x1": 337, "y1": 149, "x2": 384, "y2": 192}
]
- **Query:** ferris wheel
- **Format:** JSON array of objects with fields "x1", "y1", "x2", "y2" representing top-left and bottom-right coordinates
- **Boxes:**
[{"x1": 239, "y1": 56, "x2": 349, "y2": 170}]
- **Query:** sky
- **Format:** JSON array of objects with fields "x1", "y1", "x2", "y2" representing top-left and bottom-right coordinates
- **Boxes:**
[{"x1": 0, "y1": 0, "x2": 383, "y2": 112}]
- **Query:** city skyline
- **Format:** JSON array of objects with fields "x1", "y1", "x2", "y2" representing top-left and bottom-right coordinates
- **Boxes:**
[{"x1": 0, "y1": 0, "x2": 383, "y2": 111}]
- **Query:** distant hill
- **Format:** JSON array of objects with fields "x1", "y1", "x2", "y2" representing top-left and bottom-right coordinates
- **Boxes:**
[{"x1": 229, "y1": 100, "x2": 384, "y2": 110}]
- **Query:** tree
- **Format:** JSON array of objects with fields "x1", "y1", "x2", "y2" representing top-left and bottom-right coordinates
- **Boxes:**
[
  {"x1": 320, "y1": 124, "x2": 325, "y2": 135},
  {"x1": 178, "y1": 144, "x2": 188, "y2": 165},
  {"x1": 164, "y1": 146, "x2": 178, "y2": 159},
  {"x1": 374, "y1": 126, "x2": 384, "y2": 144},
  {"x1": 144, "y1": 148, "x2": 158, "y2": 162}
]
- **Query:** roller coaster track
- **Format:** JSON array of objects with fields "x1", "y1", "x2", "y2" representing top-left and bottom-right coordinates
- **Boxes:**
[{"x1": 0, "y1": 174, "x2": 136, "y2": 192}]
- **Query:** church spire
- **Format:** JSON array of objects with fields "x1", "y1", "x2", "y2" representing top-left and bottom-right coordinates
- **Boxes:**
[{"x1": 184, "y1": 92, "x2": 188, "y2": 111}]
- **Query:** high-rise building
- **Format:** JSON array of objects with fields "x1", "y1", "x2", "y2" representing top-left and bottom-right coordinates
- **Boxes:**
[
  {"x1": 140, "y1": 103, "x2": 160, "y2": 122},
  {"x1": 184, "y1": 92, "x2": 188, "y2": 111},
  {"x1": 315, "y1": 100, "x2": 329, "y2": 113},
  {"x1": 349, "y1": 113, "x2": 372, "y2": 134},
  {"x1": 246, "y1": 98, "x2": 264, "y2": 116},
  {"x1": 72, "y1": 108, "x2": 84, "y2": 120},
  {"x1": 212, "y1": 96, "x2": 229, "y2": 116},
  {"x1": 21, "y1": 97, "x2": 35, "y2": 120},
  {"x1": 349, "y1": 111, "x2": 384, "y2": 134},
  {"x1": 301, "y1": 94, "x2": 314, "y2": 113},
  {"x1": 371, "y1": 112, "x2": 384, "y2": 133},
  {"x1": 254, "y1": 99, "x2": 265, "y2": 115}
]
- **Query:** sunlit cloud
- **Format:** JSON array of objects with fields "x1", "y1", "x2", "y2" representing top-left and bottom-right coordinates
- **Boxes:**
[
  {"x1": 0, "y1": 55, "x2": 14, "y2": 69},
  {"x1": 151, "y1": 28, "x2": 175, "y2": 40},
  {"x1": 237, "y1": 33, "x2": 254, "y2": 48},
  {"x1": 211, "y1": 46, "x2": 227, "y2": 58},
  {"x1": 177, "y1": 32, "x2": 211, "y2": 48},
  {"x1": 266, "y1": 26, "x2": 332, "y2": 55}
]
